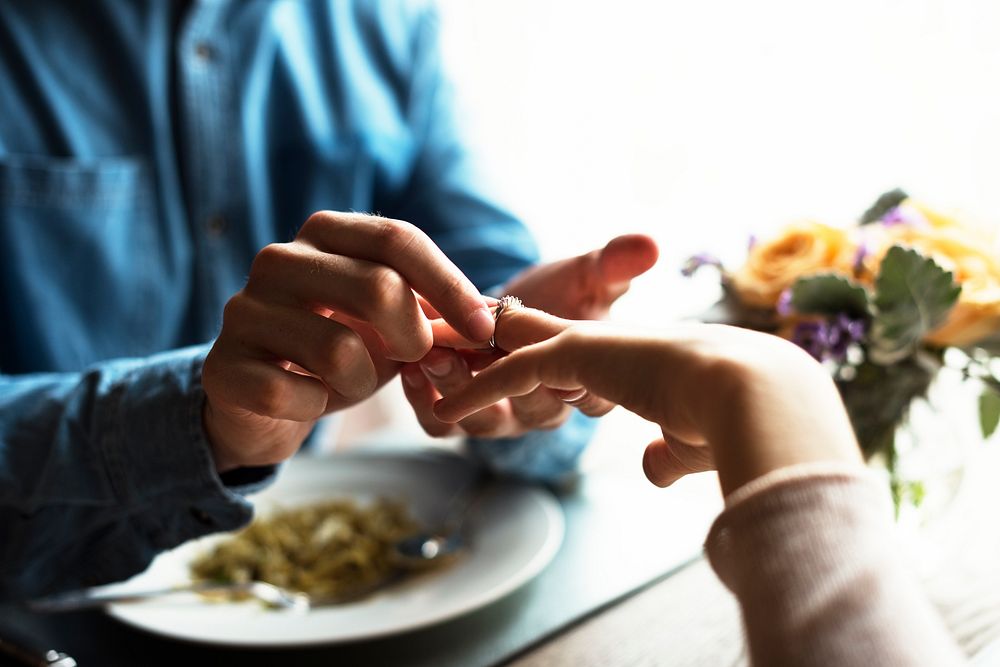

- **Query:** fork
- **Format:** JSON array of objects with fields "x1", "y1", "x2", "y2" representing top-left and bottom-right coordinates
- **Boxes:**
[{"x1": 27, "y1": 580, "x2": 311, "y2": 613}]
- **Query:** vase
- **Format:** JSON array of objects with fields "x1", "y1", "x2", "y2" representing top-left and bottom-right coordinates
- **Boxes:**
[{"x1": 870, "y1": 369, "x2": 984, "y2": 574}]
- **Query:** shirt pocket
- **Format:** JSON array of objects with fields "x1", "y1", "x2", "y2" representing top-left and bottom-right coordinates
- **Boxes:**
[{"x1": 0, "y1": 155, "x2": 164, "y2": 371}]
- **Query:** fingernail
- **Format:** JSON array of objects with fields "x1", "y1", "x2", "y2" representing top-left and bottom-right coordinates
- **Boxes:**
[
  {"x1": 560, "y1": 388, "x2": 589, "y2": 404},
  {"x1": 431, "y1": 398, "x2": 452, "y2": 422},
  {"x1": 467, "y1": 307, "x2": 495, "y2": 342},
  {"x1": 421, "y1": 355, "x2": 454, "y2": 378},
  {"x1": 402, "y1": 366, "x2": 425, "y2": 388}
]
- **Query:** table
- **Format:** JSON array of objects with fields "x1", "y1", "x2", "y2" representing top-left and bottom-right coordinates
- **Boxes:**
[
  {"x1": 3, "y1": 408, "x2": 998, "y2": 666},
  {"x1": 511, "y1": 443, "x2": 1000, "y2": 667},
  {"x1": 0, "y1": 435, "x2": 723, "y2": 667}
]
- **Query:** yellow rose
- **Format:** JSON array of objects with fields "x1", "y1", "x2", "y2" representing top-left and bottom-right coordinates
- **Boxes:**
[
  {"x1": 731, "y1": 221, "x2": 856, "y2": 308},
  {"x1": 874, "y1": 209, "x2": 1000, "y2": 347},
  {"x1": 909, "y1": 201, "x2": 962, "y2": 230}
]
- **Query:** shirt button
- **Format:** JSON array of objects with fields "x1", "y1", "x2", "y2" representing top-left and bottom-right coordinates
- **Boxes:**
[
  {"x1": 190, "y1": 507, "x2": 215, "y2": 527},
  {"x1": 194, "y1": 42, "x2": 214, "y2": 62},
  {"x1": 206, "y1": 214, "x2": 228, "y2": 237}
]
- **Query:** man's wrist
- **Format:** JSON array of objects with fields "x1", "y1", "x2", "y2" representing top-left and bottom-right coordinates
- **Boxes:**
[{"x1": 202, "y1": 399, "x2": 242, "y2": 473}]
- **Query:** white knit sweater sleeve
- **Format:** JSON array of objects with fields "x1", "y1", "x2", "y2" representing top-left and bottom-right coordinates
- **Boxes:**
[{"x1": 705, "y1": 462, "x2": 965, "y2": 666}]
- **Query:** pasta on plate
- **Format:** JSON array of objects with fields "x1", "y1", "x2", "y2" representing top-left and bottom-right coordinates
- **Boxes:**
[{"x1": 190, "y1": 498, "x2": 419, "y2": 601}]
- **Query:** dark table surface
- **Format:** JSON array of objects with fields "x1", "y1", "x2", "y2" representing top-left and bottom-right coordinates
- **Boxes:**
[{"x1": 0, "y1": 461, "x2": 719, "y2": 667}]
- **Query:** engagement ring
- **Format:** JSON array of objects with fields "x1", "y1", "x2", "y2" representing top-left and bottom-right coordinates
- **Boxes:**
[{"x1": 490, "y1": 295, "x2": 523, "y2": 350}]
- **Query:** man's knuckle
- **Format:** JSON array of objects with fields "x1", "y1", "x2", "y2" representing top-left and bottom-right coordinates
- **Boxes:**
[
  {"x1": 251, "y1": 376, "x2": 289, "y2": 416},
  {"x1": 363, "y1": 266, "x2": 408, "y2": 311},
  {"x1": 330, "y1": 329, "x2": 369, "y2": 361},
  {"x1": 372, "y1": 218, "x2": 422, "y2": 255},
  {"x1": 219, "y1": 295, "x2": 262, "y2": 339},
  {"x1": 438, "y1": 272, "x2": 468, "y2": 302},
  {"x1": 250, "y1": 242, "x2": 293, "y2": 279},
  {"x1": 316, "y1": 335, "x2": 375, "y2": 392},
  {"x1": 301, "y1": 210, "x2": 335, "y2": 235},
  {"x1": 220, "y1": 295, "x2": 245, "y2": 325}
]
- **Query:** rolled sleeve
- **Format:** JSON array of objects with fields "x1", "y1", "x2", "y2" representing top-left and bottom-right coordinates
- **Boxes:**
[
  {"x1": 465, "y1": 411, "x2": 597, "y2": 484},
  {"x1": 0, "y1": 345, "x2": 275, "y2": 599},
  {"x1": 704, "y1": 463, "x2": 963, "y2": 666}
]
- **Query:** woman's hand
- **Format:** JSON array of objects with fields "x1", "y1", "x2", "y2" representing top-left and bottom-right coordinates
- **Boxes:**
[{"x1": 431, "y1": 308, "x2": 862, "y2": 495}]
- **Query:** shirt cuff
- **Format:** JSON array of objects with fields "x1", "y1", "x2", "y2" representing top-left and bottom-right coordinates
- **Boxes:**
[
  {"x1": 464, "y1": 410, "x2": 596, "y2": 484},
  {"x1": 97, "y1": 346, "x2": 275, "y2": 558},
  {"x1": 721, "y1": 460, "x2": 879, "y2": 509}
]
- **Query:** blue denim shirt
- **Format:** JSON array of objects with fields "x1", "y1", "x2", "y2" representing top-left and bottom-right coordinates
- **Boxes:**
[{"x1": 0, "y1": 0, "x2": 592, "y2": 598}]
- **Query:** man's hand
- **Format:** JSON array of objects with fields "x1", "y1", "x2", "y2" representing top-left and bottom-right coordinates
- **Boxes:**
[
  {"x1": 201, "y1": 211, "x2": 495, "y2": 472},
  {"x1": 502, "y1": 234, "x2": 660, "y2": 320},
  {"x1": 401, "y1": 234, "x2": 659, "y2": 439}
]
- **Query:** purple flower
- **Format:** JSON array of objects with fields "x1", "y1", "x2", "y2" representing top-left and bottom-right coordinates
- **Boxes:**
[
  {"x1": 776, "y1": 288, "x2": 794, "y2": 316},
  {"x1": 852, "y1": 242, "x2": 870, "y2": 276},
  {"x1": 880, "y1": 206, "x2": 928, "y2": 228},
  {"x1": 748, "y1": 234, "x2": 758, "y2": 251},
  {"x1": 681, "y1": 253, "x2": 723, "y2": 277},
  {"x1": 791, "y1": 314, "x2": 868, "y2": 362},
  {"x1": 791, "y1": 321, "x2": 828, "y2": 361},
  {"x1": 836, "y1": 313, "x2": 867, "y2": 344},
  {"x1": 880, "y1": 207, "x2": 906, "y2": 226}
]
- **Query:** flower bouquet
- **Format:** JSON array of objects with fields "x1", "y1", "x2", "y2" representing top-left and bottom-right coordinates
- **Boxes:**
[{"x1": 684, "y1": 189, "x2": 1000, "y2": 509}]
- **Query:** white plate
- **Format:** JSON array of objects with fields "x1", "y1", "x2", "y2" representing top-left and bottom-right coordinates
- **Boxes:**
[{"x1": 105, "y1": 449, "x2": 564, "y2": 646}]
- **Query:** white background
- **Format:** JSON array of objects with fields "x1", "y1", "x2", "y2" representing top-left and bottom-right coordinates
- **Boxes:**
[
  {"x1": 334, "y1": 0, "x2": 1000, "y2": 452},
  {"x1": 438, "y1": 0, "x2": 1000, "y2": 324}
]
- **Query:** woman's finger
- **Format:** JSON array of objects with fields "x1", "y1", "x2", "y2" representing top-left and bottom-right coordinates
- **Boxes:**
[
  {"x1": 433, "y1": 342, "x2": 567, "y2": 423},
  {"x1": 419, "y1": 348, "x2": 516, "y2": 438},
  {"x1": 642, "y1": 436, "x2": 715, "y2": 488},
  {"x1": 431, "y1": 306, "x2": 573, "y2": 351},
  {"x1": 552, "y1": 388, "x2": 617, "y2": 418},
  {"x1": 508, "y1": 388, "x2": 572, "y2": 431}
]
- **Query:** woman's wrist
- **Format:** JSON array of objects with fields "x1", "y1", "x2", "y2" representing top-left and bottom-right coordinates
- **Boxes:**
[{"x1": 699, "y1": 340, "x2": 863, "y2": 497}]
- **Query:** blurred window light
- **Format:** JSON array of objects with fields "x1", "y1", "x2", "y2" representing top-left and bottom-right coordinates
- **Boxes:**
[{"x1": 439, "y1": 0, "x2": 1000, "y2": 272}]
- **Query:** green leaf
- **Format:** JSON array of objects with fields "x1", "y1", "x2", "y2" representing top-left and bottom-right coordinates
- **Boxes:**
[
  {"x1": 697, "y1": 281, "x2": 781, "y2": 333},
  {"x1": 981, "y1": 387, "x2": 1000, "y2": 439},
  {"x1": 871, "y1": 246, "x2": 962, "y2": 363},
  {"x1": 891, "y1": 479, "x2": 926, "y2": 517},
  {"x1": 860, "y1": 188, "x2": 909, "y2": 225},
  {"x1": 790, "y1": 274, "x2": 871, "y2": 318},
  {"x1": 838, "y1": 356, "x2": 935, "y2": 459}
]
